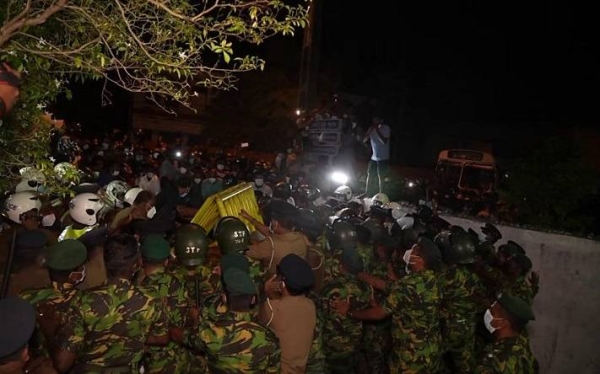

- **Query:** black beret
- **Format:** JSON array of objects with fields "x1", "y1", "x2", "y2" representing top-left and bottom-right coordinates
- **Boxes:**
[
  {"x1": 278, "y1": 254, "x2": 314, "y2": 290},
  {"x1": 0, "y1": 297, "x2": 36, "y2": 357}
]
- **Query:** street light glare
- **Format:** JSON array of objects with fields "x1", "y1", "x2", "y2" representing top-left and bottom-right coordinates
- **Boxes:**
[{"x1": 331, "y1": 171, "x2": 349, "y2": 185}]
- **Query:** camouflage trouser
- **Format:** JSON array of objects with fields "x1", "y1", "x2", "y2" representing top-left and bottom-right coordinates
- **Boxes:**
[
  {"x1": 146, "y1": 345, "x2": 206, "y2": 374},
  {"x1": 324, "y1": 342, "x2": 362, "y2": 374},
  {"x1": 442, "y1": 319, "x2": 476, "y2": 374},
  {"x1": 362, "y1": 319, "x2": 392, "y2": 374},
  {"x1": 388, "y1": 339, "x2": 442, "y2": 374}
]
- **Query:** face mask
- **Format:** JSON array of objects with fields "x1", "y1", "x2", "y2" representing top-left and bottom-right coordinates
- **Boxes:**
[
  {"x1": 147, "y1": 172, "x2": 154, "y2": 179},
  {"x1": 93, "y1": 171, "x2": 100, "y2": 178},
  {"x1": 255, "y1": 178, "x2": 264, "y2": 187},
  {"x1": 102, "y1": 143, "x2": 109, "y2": 150},
  {"x1": 42, "y1": 213, "x2": 56, "y2": 227},
  {"x1": 269, "y1": 220, "x2": 276, "y2": 234},
  {"x1": 180, "y1": 167, "x2": 187, "y2": 174},
  {"x1": 403, "y1": 249, "x2": 415, "y2": 274},
  {"x1": 97, "y1": 151, "x2": 104, "y2": 156},
  {"x1": 217, "y1": 164, "x2": 225, "y2": 171},
  {"x1": 146, "y1": 206, "x2": 157, "y2": 219},
  {"x1": 180, "y1": 192, "x2": 189, "y2": 198},
  {"x1": 285, "y1": 177, "x2": 291, "y2": 184},
  {"x1": 484, "y1": 309, "x2": 499, "y2": 333},
  {"x1": 136, "y1": 155, "x2": 143, "y2": 161},
  {"x1": 83, "y1": 144, "x2": 89, "y2": 150},
  {"x1": 71, "y1": 266, "x2": 87, "y2": 285},
  {"x1": 209, "y1": 177, "x2": 216, "y2": 184},
  {"x1": 194, "y1": 178, "x2": 202, "y2": 184},
  {"x1": 113, "y1": 170, "x2": 120, "y2": 176}
]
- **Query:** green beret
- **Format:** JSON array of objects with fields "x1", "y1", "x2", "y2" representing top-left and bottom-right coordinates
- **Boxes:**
[
  {"x1": 278, "y1": 254, "x2": 314, "y2": 290},
  {"x1": 498, "y1": 293, "x2": 535, "y2": 322},
  {"x1": 341, "y1": 248, "x2": 363, "y2": 275},
  {"x1": 512, "y1": 252, "x2": 533, "y2": 271},
  {"x1": 417, "y1": 237, "x2": 442, "y2": 265},
  {"x1": 141, "y1": 234, "x2": 170, "y2": 261},
  {"x1": 499, "y1": 240, "x2": 526, "y2": 257},
  {"x1": 0, "y1": 297, "x2": 36, "y2": 357},
  {"x1": 223, "y1": 268, "x2": 257, "y2": 295},
  {"x1": 220, "y1": 253, "x2": 250, "y2": 273},
  {"x1": 45, "y1": 239, "x2": 87, "y2": 271}
]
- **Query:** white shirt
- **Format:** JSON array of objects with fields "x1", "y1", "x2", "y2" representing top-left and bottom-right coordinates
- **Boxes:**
[
  {"x1": 369, "y1": 124, "x2": 391, "y2": 161},
  {"x1": 137, "y1": 175, "x2": 161, "y2": 196}
]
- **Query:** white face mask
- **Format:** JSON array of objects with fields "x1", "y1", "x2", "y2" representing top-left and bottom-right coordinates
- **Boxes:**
[
  {"x1": 102, "y1": 143, "x2": 109, "y2": 150},
  {"x1": 180, "y1": 167, "x2": 187, "y2": 174},
  {"x1": 216, "y1": 164, "x2": 225, "y2": 171},
  {"x1": 83, "y1": 144, "x2": 90, "y2": 150},
  {"x1": 113, "y1": 170, "x2": 120, "y2": 176},
  {"x1": 269, "y1": 221, "x2": 276, "y2": 234},
  {"x1": 208, "y1": 177, "x2": 216, "y2": 183},
  {"x1": 93, "y1": 171, "x2": 100, "y2": 178},
  {"x1": 146, "y1": 206, "x2": 157, "y2": 219},
  {"x1": 194, "y1": 178, "x2": 202, "y2": 184},
  {"x1": 254, "y1": 178, "x2": 264, "y2": 187},
  {"x1": 42, "y1": 213, "x2": 56, "y2": 227},
  {"x1": 72, "y1": 265, "x2": 87, "y2": 285},
  {"x1": 180, "y1": 192, "x2": 188, "y2": 198},
  {"x1": 147, "y1": 172, "x2": 154, "y2": 179},
  {"x1": 484, "y1": 309, "x2": 498, "y2": 333},
  {"x1": 97, "y1": 151, "x2": 104, "y2": 156},
  {"x1": 403, "y1": 249, "x2": 415, "y2": 274}
]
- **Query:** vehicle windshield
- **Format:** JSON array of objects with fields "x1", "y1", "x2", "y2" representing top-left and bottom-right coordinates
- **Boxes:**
[
  {"x1": 460, "y1": 165, "x2": 495, "y2": 192},
  {"x1": 436, "y1": 161, "x2": 462, "y2": 187}
]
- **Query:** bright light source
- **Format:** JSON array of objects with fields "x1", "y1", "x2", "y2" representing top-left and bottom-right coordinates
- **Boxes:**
[
  {"x1": 408, "y1": 181, "x2": 415, "y2": 188},
  {"x1": 331, "y1": 171, "x2": 349, "y2": 185},
  {"x1": 296, "y1": 109, "x2": 301, "y2": 116},
  {"x1": 175, "y1": 151, "x2": 182, "y2": 157}
]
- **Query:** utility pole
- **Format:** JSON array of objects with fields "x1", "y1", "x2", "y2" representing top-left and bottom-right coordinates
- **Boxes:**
[{"x1": 297, "y1": 0, "x2": 321, "y2": 114}]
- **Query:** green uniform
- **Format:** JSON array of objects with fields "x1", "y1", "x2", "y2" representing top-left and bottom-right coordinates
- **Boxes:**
[
  {"x1": 140, "y1": 268, "x2": 204, "y2": 373},
  {"x1": 57, "y1": 278, "x2": 168, "y2": 373},
  {"x1": 440, "y1": 265, "x2": 485, "y2": 373},
  {"x1": 382, "y1": 270, "x2": 443, "y2": 374},
  {"x1": 184, "y1": 310, "x2": 280, "y2": 373},
  {"x1": 323, "y1": 253, "x2": 343, "y2": 285},
  {"x1": 475, "y1": 334, "x2": 536, "y2": 373},
  {"x1": 502, "y1": 275, "x2": 535, "y2": 305},
  {"x1": 319, "y1": 273, "x2": 371, "y2": 374},
  {"x1": 305, "y1": 305, "x2": 326, "y2": 374},
  {"x1": 20, "y1": 282, "x2": 79, "y2": 357},
  {"x1": 174, "y1": 264, "x2": 222, "y2": 306},
  {"x1": 362, "y1": 259, "x2": 393, "y2": 374}
]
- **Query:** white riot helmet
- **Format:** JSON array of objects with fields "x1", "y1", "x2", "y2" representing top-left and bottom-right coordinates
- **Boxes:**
[
  {"x1": 124, "y1": 187, "x2": 143, "y2": 206},
  {"x1": 333, "y1": 185, "x2": 353, "y2": 203},
  {"x1": 384, "y1": 201, "x2": 404, "y2": 220},
  {"x1": 3, "y1": 192, "x2": 42, "y2": 224},
  {"x1": 15, "y1": 167, "x2": 46, "y2": 192},
  {"x1": 371, "y1": 193, "x2": 390, "y2": 207},
  {"x1": 105, "y1": 180, "x2": 130, "y2": 208},
  {"x1": 69, "y1": 193, "x2": 103, "y2": 225}
]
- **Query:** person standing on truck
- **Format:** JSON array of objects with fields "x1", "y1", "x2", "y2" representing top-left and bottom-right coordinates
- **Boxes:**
[{"x1": 363, "y1": 116, "x2": 391, "y2": 197}]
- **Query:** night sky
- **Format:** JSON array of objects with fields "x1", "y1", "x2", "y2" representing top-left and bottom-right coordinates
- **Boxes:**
[
  {"x1": 54, "y1": 1, "x2": 600, "y2": 140},
  {"x1": 320, "y1": 1, "x2": 599, "y2": 126}
]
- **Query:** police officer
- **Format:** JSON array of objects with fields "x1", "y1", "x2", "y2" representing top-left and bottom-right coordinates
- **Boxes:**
[
  {"x1": 476, "y1": 293, "x2": 537, "y2": 373},
  {"x1": 139, "y1": 234, "x2": 202, "y2": 373},
  {"x1": 244, "y1": 201, "x2": 307, "y2": 275},
  {"x1": 0, "y1": 296, "x2": 56, "y2": 374},
  {"x1": 53, "y1": 234, "x2": 169, "y2": 373},
  {"x1": 172, "y1": 268, "x2": 280, "y2": 373},
  {"x1": 334, "y1": 237, "x2": 444, "y2": 374},
  {"x1": 260, "y1": 254, "x2": 316, "y2": 374}
]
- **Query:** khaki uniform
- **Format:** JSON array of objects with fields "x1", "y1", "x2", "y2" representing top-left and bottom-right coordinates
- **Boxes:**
[
  {"x1": 259, "y1": 296, "x2": 316, "y2": 374},
  {"x1": 246, "y1": 232, "x2": 307, "y2": 275},
  {"x1": 110, "y1": 207, "x2": 134, "y2": 229}
]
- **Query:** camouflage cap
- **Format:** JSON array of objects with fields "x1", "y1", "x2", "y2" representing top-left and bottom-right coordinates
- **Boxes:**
[
  {"x1": 45, "y1": 239, "x2": 87, "y2": 271},
  {"x1": 141, "y1": 234, "x2": 170, "y2": 261},
  {"x1": 220, "y1": 253, "x2": 250, "y2": 273},
  {"x1": 223, "y1": 268, "x2": 257, "y2": 295},
  {"x1": 0, "y1": 296, "x2": 36, "y2": 357},
  {"x1": 498, "y1": 293, "x2": 535, "y2": 322},
  {"x1": 278, "y1": 254, "x2": 314, "y2": 290}
]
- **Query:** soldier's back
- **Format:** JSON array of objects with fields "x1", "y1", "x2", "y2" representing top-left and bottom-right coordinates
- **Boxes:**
[{"x1": 476, "y1": 334, "x2": 536, "y2": 374}]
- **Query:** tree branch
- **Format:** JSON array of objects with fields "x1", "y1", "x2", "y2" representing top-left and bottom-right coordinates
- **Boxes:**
[{"x1": 0, "y1": 0, "x2": 68, "y2": 47}]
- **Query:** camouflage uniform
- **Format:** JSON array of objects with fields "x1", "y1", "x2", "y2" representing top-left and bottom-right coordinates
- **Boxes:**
[
  {"x1": 323, "y1": 253, "x2": 343, "y2": 285},
  {"x1": 184, "y1": 310, "x2": 280, "y2": 373},
  {"x1": 174, "y1": 264, "x2": 222, "y2": 306},
  {"x1": 382, "y1": 270, "x2": 443, "y2": 374},
  {"x1": 439, "y1": 265, "x2": 485, "y2": 373},
  {"x1": 361, "y1": 259, "x2": 392, "y2": 374},
  {"x1": 319, "y1": 273, "x2": 371, "y2": 374},
  {"x1": 475, "y1": 334, "x2": 536, "y2": 373},
  {"x1": 20, "y1": 282, "x2": 79, "y2": 357},
  {"x1": 502, "y1": 275, "x2": 535, "y2": 305},
  {"x1": 140, "y1": 268, "x2": 205, "y2": 373},
  {"x1": 56, "y1": 278, "x2": 168, "y2": 373},
  {"x1": 305, "y1": 305, "x2": 326, "y2": 374}
]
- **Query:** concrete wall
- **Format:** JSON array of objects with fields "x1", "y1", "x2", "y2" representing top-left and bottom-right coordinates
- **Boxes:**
[{"x1": 441, "y1": 216, "x2": 600, "y2": 374}]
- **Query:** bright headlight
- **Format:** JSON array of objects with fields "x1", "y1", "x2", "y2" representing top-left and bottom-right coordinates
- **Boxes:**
[{"x1": 331, "y1": 171, "x2": 349, "y2": 185}]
